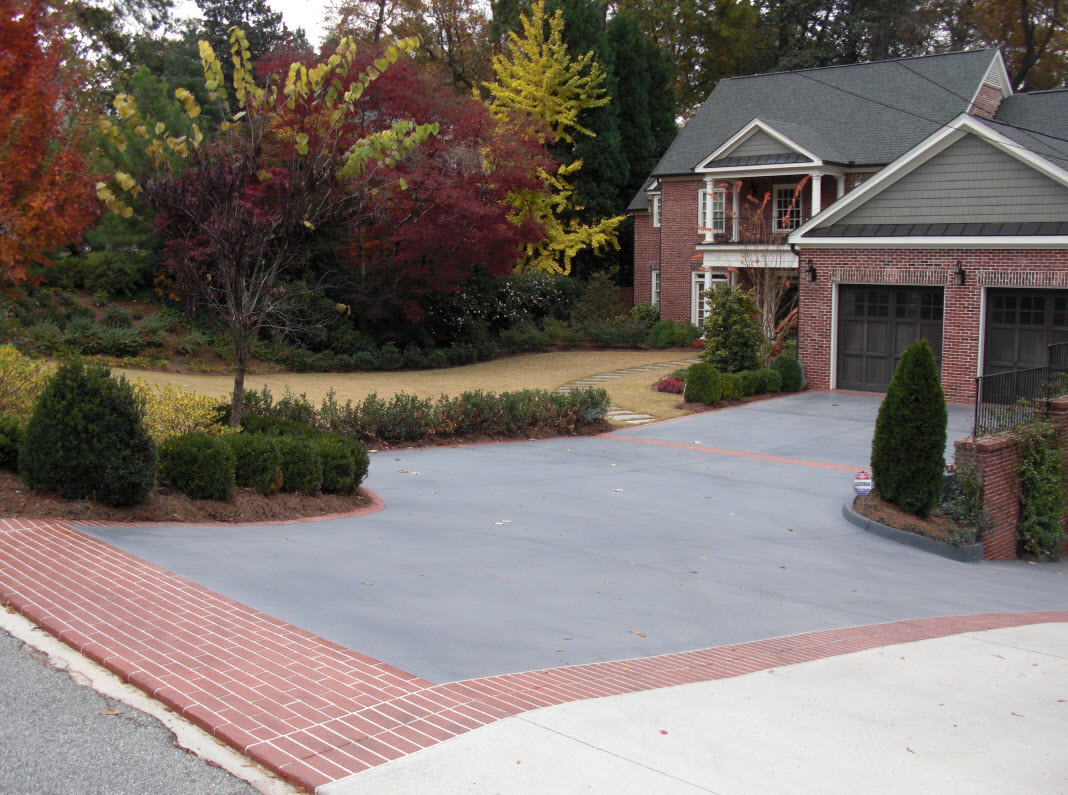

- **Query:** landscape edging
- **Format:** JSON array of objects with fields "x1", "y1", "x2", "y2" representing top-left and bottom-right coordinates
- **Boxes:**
[{"x1": 841, "y1": 499, "x2": 984, "y2": 563}]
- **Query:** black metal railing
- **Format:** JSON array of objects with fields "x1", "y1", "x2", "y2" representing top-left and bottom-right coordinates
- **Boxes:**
[
  {"x1": 974, "y1": 343, "x2": 1068, "y2": 436},
  {"x1": 1049, "y1": 341, "x2": 1068, "y2": 369}
]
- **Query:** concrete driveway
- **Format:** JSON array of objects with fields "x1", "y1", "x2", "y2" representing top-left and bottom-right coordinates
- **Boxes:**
[{"x1": 77, "y1": 392, "x2": 1067, "y2": 685}]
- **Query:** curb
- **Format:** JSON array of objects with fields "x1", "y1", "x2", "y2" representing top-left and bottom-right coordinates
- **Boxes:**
[{"x1": 842, "y1": 499, "x2": 984, "y2": 563}]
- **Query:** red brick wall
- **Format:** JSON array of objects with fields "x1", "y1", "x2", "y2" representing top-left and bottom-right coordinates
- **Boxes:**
[
  {"x1": 633, "y1": 211, "x2": 659, "y2": 306},
  {"x1": 954, "y1": 398, "x2": 1068, "y2": 560},
  {"x1": 968, "y1": 83, "x2": 1004, "y2": 119},
  {"x1": 844, "y1": 171, "x2": 877, "y2": 192},
  {"x1": 658, "y1": 178, "x2": 705, "y2": 324},
  {"x1": 798, "y1": 248, "x2": 1068, "y2": 404}
]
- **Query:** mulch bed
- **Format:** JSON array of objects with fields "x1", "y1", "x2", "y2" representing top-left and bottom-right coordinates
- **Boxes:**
[{"x1": 853, "y1": 493, "x2": 966, "y2": 544}]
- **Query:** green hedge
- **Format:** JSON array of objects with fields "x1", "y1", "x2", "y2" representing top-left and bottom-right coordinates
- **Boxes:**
[
  {"x1": 222, "y1": 433, "x2": 283, "y2": 494},
  {"x1": 0, "y1": 411, "x2": 23, "y2": 472},
  {"x1": 158, "y1": 432, "x2": 236, "y2": 501}
]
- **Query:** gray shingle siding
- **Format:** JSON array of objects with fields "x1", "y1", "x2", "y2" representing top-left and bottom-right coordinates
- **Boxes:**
[
  {"x1": 727, "y1": 129, "x2": 797, "y2": 158},
  {"x1": 835, "y1": 133, "x2": 1068, "y2": 225}
]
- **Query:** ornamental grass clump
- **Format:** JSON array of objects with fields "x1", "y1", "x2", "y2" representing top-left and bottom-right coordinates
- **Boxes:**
[
  {"x1": 871, "y1": 339, "x2": 947, "y2": 516},
  {"x1": 19, "y1": 360, "x2": 157, "y2": 507}
]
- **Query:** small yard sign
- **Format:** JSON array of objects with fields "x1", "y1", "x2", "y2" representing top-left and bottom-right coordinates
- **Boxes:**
[{"x1": 853, "y1": 471, "x2": 873, "y2": 496}]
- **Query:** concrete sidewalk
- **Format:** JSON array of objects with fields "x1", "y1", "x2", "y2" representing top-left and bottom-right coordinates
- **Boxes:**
[{"x1": 326, "y1": 622, "x2": 1068, "y2": 795}]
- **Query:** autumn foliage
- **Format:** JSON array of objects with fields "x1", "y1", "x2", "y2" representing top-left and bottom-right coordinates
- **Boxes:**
[{"x1": 0, "y1": 0, "x2": 97, "y2": 283}]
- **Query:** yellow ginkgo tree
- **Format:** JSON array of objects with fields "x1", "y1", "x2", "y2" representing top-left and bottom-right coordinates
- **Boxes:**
[
  {"x1": 484, "y1": 1, "x2": 623, "y2": 275},
  {"x1": 96, "y1": 29, "x2": 438, "y2": 424}
]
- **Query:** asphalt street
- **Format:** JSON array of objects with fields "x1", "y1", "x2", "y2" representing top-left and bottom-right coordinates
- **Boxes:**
[{"x1": 0, "y1": 625, "x2": 258, "y2": 795}]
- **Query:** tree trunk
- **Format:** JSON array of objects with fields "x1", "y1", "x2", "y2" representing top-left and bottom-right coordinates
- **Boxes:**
[{"x1": 230, "y1": 329, "x2": 249, "y2": 427}]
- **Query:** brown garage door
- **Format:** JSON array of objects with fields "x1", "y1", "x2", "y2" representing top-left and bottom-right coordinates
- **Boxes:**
[
  {"x1": 984, "y1": 289, "x2": 1068, "y2": 374},
  {"x1": 837, "y1": 286, "x2": 944, "y2": 392}
]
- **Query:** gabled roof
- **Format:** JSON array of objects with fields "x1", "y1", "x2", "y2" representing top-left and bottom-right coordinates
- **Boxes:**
[
  {"x1": 651, "y1": 49, "x2": 1002, "y2": 178},
  {"x1": 788, "y1": 114, "x2": 1068, "y2": 247}
]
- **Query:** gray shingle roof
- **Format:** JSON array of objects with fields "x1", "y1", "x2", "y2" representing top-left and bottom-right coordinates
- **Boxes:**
[
  {"x1": 628, "y1": 49, "x2": 1000, "y2": 213},
  {"x1": 991, "y1": 89, "x2": 1068, "y2": 170}
]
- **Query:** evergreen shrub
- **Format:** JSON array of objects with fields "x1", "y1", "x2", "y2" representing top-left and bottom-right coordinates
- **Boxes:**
[
  {"x1": 719, "y1": 373, "x2": 740, "y2": 401},
  {"x1": 756, "y1": 368, "x2": 782, "y2": 393},
  {"x1": 1016, "y1": 422, "x2": 1066, "y2": 557},
  {"x1": 683, "y1": 363, "x2": 721, "y2": 405},
  {"x1": 701, "y1": 285, "x2": 762, "y2": 373},
  {"x1": 316, "y1": 434, "x2": 362, "y2": 494},
  {"x1": 772, "y1": 356, "x2": 804, "y2": 392},
  {"x1": 19, "y1": 360, "x2": 157, "y2": 506},
  {"x1": 223, "y1": 433, "x2": 283, "y2": 494},
  {"x1": 870, "y1": 339, "x2": 947, "y2": 515},
  {"x1": 0, "y1": 411, "x2": 23, "y2": 471},
  {"x1": 158, "y1": 432, "x2": 236, "y2": 501},
  {"x1": 276, "y1": 436, "x2": 323, "y2": 495}
]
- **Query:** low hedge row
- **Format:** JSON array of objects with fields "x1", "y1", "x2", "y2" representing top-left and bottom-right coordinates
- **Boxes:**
[
  {"x1": 158, "y1": 424, "x2": 369, "y2": 500},
  {"x1": 240, "y1": 385, "x2": 612, "y2": 444},
  {"x1": 683, "y1": 363, "x2": 783, "y2": 406}
]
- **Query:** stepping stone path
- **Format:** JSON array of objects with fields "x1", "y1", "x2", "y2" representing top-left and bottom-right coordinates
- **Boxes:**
[{"x1": 554, "y1": 359, "x2": 700, "y2": 425}]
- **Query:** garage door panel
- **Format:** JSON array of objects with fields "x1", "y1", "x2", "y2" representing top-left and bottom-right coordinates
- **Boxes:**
[
  {"x1": 837, "y1": 286, "x2": 944, "y2": 392},
  {"x1": 984, "y1": 289, "x2": 1068, "y2": 374}
]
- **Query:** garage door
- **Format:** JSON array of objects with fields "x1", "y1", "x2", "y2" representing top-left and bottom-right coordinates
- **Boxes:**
[
  {"x1": 984, "y1": 289, "x2": 1068, "y2": 374},
  {"x1": 837, "y1": 286, "x2": 944, "y2": 392}
]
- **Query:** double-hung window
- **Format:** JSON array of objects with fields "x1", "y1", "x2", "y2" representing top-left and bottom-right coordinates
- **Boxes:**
[
  {"x1": 773, "y1": 184, "x2": 802, "y2": 232},
  {"x1": 651, "y1": 270, "x2": 661, "y2": 308},
  {"x1": 651, "y1": 194, "x2": 661, "y2": 227},
  {"x1": 698, "y1": 187, "x2": 727, "y2": 234}
]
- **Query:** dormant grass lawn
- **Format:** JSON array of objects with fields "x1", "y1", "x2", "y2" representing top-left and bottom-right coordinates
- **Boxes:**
[{"x1": 116, "y1": 349, "x2": 698, "y2": 420}]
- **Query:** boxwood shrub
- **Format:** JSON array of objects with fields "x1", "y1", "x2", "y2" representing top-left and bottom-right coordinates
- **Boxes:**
[
  {"x1": 683, "y1": 363, "x2": 721, "y2": 405},
  {"x1": 772, "y1": 356, "x2": 804, "y2": 392},
  {"x1": 19, "y1": 360, "x2": 157, "y2": 506},
  {"x1": 223, "y1": 433, "x2": 283, "y2": 494},
  {"x1": 276, "y1": 435, "x2": 324, "y2": 495},
  {"x1": 158, "y1": 432, "x2": 236, "y2": 501}
]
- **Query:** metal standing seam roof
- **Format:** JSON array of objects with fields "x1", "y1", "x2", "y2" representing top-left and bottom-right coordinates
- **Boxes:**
[
  {"x1": 628, "y1": 49, "x2": 1000, "y2": 212},
  {"x1": 806, "y1": 221, "x2": 1068, "y2": 238}
]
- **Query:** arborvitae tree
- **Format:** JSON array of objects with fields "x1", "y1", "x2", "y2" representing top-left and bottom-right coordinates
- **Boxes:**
[{"x1": 870, "y1": 338, "x2": 947, "y2": 516}]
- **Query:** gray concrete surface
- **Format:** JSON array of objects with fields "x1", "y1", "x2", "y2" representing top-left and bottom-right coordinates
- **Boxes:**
[
  {"x1": 323, "y1": 623, "x2": 1068, "y2": 795},
  {"x1": 80, "y1": 393, "x2": 1068, "y2": 684},
  {"x1": 0, "y1": 627, "x2": 258, "y2": 795}
]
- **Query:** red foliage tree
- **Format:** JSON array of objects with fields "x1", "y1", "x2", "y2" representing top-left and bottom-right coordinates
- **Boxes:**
[
  {"x1": 258, "y1": 47, "x2": 552, "y2": 327},
  {"x1": 0, "y1": 0, "x2": 97, "y2": 283}
]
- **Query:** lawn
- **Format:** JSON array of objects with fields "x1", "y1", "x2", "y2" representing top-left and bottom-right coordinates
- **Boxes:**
[{"x1": 116, "y1": 349, "x2": 698, "y2": 419}]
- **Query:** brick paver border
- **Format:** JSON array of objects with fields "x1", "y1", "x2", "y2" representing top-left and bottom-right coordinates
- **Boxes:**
[{"x1": 1, "y1": 519, "x2": 1064, "y2": 792}]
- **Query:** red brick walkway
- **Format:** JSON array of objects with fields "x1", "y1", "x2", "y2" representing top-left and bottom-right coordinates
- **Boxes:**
[{"x1": 2, "y1": 518, "x2": 1065, "y2": 792}]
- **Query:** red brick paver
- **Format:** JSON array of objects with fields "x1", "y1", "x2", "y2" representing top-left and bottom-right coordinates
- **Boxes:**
[{"x1": 1, "y1": 519, "x2": 1065, "y2": 792}]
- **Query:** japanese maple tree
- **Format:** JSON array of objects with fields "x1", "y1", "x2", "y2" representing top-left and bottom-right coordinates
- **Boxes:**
[{"x1": 0, "y1": 0, "x2": 98, "y2": 284}]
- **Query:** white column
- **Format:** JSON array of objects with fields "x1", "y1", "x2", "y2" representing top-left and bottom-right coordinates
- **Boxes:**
[
  {"x1": 837, "y1": 175, "x2": 845, "y2": 200},
  {"x1": 811, "y1": 173, "x2": 823, "y2": 217},
  {"x1": 732, "y1": 185, "x2": 740, "y2": 243},
  {"x1": 703, "y1": 176, "x2": 714, "y2": 243}
]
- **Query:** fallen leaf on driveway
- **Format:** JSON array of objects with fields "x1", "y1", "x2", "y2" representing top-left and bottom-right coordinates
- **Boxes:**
[
  {"x1": 99, "y1": 710, "x2": 121, "y2": 716},
  {"x1": 493, "y1": 520, "x2": 512, "y2": 525},
  {"x1": 660, "y1": 730, "x2": 668, "y2": 735},
  {"x1": 906, "y1": 747, "x2": 915, "y2": 754},
  {"x1": 630, "y1": 630, "x2": 646, "y2": 637},
  {"x1": 612, "y1": 488, "x2": 623, "y2": 492}
]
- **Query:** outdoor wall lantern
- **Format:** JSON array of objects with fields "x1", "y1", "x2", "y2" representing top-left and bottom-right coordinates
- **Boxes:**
[
  {"x1": 953, "y1": 259, "x2": 966, "y2": 286},
  {"x1": 805, "y1": 260, "x2": 818, "y2": 282}
]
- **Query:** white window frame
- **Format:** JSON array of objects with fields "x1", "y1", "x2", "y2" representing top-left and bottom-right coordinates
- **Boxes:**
[
  {"x1": 698, "y1": 187, "x2": 727, "y2": 234},
  {"x1": 773, "y1": 183, "x2": 803, "y2": 232},
  {"x1": 651, "y1": 194, "x2": 661, "y2": 228},
  {"x1": 651, "y1": 270, "x2": 661, "y2": 308},
  {"x1": 692, "y1": 270, "x2": 729, "y2": 328}
]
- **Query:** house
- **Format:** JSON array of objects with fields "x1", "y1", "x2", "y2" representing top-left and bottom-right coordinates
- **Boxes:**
[{"x1": 630, "y1": 49, "x2": 1068, "y2": 403}]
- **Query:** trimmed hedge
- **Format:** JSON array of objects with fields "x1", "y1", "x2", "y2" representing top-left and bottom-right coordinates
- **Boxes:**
[
  {"x1": 223, "y1": 433, "x2": 283, "y2": 494},
  {"x1": 683, "y1": 363, "x2": 721, "y2": 405},
  {"x1": 772, "y1": 356, "x2": 803, "y2": 392},
  {"x1": 158, "y1": 432, "x2": 236, "y2": 501},
  {"x1": 276, "y1": 436, "x2": 324, "y2": 495}
]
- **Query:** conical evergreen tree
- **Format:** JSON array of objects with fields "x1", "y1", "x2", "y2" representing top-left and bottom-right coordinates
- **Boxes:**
[{"x1": 871, "y1": 338, "x2": 948, "y2": 516}]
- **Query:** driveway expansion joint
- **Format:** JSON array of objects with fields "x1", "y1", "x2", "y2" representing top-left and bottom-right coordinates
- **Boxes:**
[{"x1": 1, "y1": 518, "x2": 1064, "y2": 793}]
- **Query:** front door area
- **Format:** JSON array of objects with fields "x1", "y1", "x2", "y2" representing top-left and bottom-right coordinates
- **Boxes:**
[{"x1": 837, "y1": 285, "x2": 944, "y2": 392}]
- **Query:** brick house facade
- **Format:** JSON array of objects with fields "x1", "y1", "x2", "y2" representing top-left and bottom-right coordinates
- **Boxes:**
[{"x1": 630, "y1": 49, "x2": 1068, "y2": 403}]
